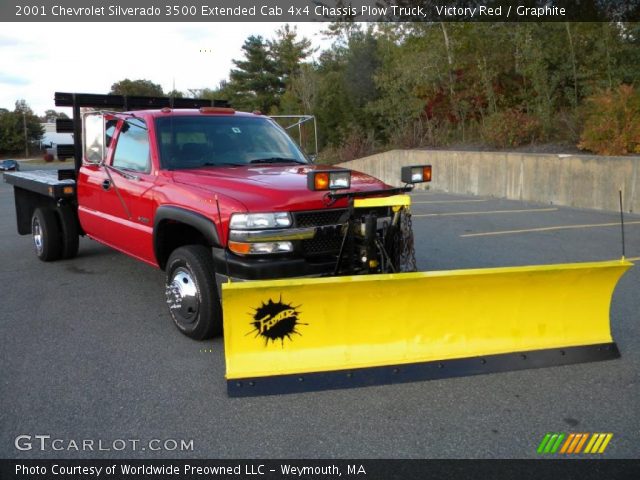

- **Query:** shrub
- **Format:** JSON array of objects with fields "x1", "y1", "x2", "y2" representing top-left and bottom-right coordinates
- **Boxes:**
[
  {"x1": 578, "y1": 85, "x2": 640, "y2": 156},
  {"x1": 552, "y1": 109, "x2": 583, "y2": 144},
  {"x1": 339, "y1": 128, "x2": 376, "y2": 162},
  {"x1": 388, "y1": 117, "x2": 454, "y2": 149},
  {"x1": 317, "y1": 128, "x2": 376, "y2": 164},
  {"x1": 43, "y1": 153, "x2": 54, "y2": 162},
  {"x1": 482, "y1": 109, "x2": 542, "y2": 148}
]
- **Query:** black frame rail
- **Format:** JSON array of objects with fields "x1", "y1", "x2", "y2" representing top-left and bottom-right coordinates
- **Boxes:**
[
  {"x1": 53, "y1": 92, "x2": 229, "y2": 172},
  {"x1": 327, "y1": 186, "x2": 414, "y2": 202}
]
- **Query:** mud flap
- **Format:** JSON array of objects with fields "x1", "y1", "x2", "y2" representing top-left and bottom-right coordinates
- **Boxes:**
[{"x1": 222, "y1": 259, "x2": 632, "y2": 396}]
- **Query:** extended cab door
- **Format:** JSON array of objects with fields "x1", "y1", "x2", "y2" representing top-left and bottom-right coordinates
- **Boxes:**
[{"x1": 97, "y1": 117, "x2": 157, "y2": 265}]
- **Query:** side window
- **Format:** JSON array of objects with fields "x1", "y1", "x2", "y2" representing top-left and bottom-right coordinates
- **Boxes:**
[{"x1": 112, "y1": 118, "x2": 150, "y2": 172}]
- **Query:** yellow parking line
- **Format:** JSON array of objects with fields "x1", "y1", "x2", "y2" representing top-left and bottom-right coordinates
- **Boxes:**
[
  {"x1": 462, "y1": 220, "x2": 640, "y2": 238},
  {"x1": 413, "y1": 208, "x2": 557, "y2": 218},
  {"x1": 626, "y1": 256, "x2": 640, "y2": 262},
  {"x1": 412, "y1": 199, "x2": 489, "y2": 204}
]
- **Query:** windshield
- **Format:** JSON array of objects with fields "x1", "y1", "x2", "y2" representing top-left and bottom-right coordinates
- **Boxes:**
[{"x1": 155, "y1": 115, "x2": 309, "y2": 169}]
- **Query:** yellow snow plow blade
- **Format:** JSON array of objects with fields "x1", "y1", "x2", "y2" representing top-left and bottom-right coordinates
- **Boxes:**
[{"x1": 222, "y1": 259, "x2": 631, "y2": 396}]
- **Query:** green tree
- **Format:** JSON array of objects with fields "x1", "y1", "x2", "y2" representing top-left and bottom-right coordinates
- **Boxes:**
[
  {"x1": 109, "y1": 79, "x2": 164, "y2": 96},
  {"x1": 228, "y1": 36, "x2": 281, "y2": 113},
  {"x1": 282, "y1": 63, "x2": 318, "y2": 115},
  {"x1": 0, "y1": 100, "x2": 44, "y2": 155},
  {"x1": 313, "y1": 49, "x2": 354, "y2": 147},
  {"x1": 166, "y1": 89, "x2": 184, "y2": 99},
  {"x1": 40, "y1": 109, "x2": 69, "y2": 122},
  {"x1": 187, "y1": 87, "x2": 217, "y2": 99},
  {"x1": 269, "y1": 24, "x2": 314, "y2": 93}
]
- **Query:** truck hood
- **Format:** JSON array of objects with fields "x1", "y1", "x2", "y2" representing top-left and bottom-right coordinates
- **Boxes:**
[{"x1": 170, "y1": 164, "x2": 390, "y2": 211}]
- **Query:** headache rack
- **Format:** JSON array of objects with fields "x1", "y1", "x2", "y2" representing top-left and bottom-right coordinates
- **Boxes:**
[{"x1": 53, "y1": 92, "x2": 229, "y2": 173}]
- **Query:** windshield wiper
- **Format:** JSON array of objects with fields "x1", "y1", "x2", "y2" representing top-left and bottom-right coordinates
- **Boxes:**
[
  {"x1": 201, "y1": 162, "x2": 245, "y2": 167},
  {"x1": 249, "y1": 157, "x2": 306, "y2": 165}
]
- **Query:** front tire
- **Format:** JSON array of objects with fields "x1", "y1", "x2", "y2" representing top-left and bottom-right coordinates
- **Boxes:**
[
  {"x1": 32, "y1": 207, "x2": 62, "y2": 262},
  {"x1": 165, "y1": 245, "x2": 222, "y2": 340}
]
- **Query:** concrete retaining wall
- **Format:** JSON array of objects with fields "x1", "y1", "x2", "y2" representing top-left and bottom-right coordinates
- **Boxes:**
[{"x1": 339, "y1": 150, "x2": 640, "y2": 213}]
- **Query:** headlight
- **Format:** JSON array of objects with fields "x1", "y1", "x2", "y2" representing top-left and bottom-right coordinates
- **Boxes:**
[
  {"x1": 401, "y1": 165, "x2": 432, "y2": 184},
  {"x1": 307, "y1": 170, "x2": 351, "y2": 191},
  {"x1": 229, "y1": 212, "x2": 292, "y2": 229}
]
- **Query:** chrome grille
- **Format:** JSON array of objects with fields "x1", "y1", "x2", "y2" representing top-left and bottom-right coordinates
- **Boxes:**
[
  {"x1": 293, "y1": 209, "x2": 346, "y2": 256},
  {"x1": 293, "y1": 209, "x2": 347, "y2": 228}
]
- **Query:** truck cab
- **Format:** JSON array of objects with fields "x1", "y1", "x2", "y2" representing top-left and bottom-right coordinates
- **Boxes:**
[{"x1": 78, "y1": 108, "x2": 389, "y2": 275}]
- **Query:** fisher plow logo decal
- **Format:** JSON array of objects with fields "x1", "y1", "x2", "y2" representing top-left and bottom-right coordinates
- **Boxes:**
[{"x1": 248, "y1": 296, "x2": 306, "y2": 346}]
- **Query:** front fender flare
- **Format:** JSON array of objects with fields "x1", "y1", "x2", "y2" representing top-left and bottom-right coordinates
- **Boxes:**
[{"x1": 154, "y1": 205, "x2": 221, "y2": 267}]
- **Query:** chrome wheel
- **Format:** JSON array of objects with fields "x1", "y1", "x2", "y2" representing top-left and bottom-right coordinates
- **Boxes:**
[
  {"x1": 165, "y1": 245, "x2": 221, "y2": 339},
  {"x1": 32, "y1": 215, "x2": 43, "y2": 256},
  {"x1": 166, "y1": 267, "x2": 200, "y2": 326}
]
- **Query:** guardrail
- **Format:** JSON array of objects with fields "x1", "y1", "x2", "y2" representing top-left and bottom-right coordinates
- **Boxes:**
[{"x1": 339, "y1": 150, "x2": 640, "y2": 213}]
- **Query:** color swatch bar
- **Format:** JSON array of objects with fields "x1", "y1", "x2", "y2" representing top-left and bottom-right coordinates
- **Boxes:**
[{"x1": 537, "y1": 433, "x2": 613, "y2": 454}]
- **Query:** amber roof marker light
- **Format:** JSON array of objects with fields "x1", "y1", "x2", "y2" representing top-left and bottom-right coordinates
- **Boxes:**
[{"x1": 199, "y1": 107, "x2": 236, "y2": 114}]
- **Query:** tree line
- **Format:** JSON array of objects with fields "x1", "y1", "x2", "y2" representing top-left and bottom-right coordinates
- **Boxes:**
[
  {"x1": 193, "y1": 22, "x2": 640, "y2": 159},
  {"x1": 3, "y1": 22, "x2": 638, "y2": 158},
  {"x1": 0, "y1": 101, "x2": 47, "y2": 156}
]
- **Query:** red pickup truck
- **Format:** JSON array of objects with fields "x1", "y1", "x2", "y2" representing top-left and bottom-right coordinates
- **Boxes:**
[{"x1": 5, "y1": 92, "x2": 429, "y2": 341}]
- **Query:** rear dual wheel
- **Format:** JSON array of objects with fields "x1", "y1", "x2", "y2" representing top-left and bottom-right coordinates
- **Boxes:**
[
  {"x1": 58, "y1": 206, "x2": 79, "y2": 259},
  {"x1": 31, "y1": 207, "x2": 79, "y2": 262},
  {"x1": 32, "y1": 208, "x2": 62, "y2": 261}
]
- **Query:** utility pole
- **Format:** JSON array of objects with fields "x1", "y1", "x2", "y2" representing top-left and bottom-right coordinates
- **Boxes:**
[{"x1": 22, "y1": 110, "x2": 29, "y2": 159}]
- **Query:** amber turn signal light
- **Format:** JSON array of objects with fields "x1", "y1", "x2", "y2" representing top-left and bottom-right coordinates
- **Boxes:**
[
  {"x1": 228, "y1": 241, "x2": 251, "y2": 254},
  {"x1": 401, "y1": 165, "x2": 432, "y2": 184},
  {"x1": 307, "y1": 170, "x2": 351, "y2": 191}
]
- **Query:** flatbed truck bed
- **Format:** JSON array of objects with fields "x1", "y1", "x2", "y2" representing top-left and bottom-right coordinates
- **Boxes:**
[
  {"x1": 3, "y1": 169, "x2": 79, "y2": 239},
  {"x1": 3, "y1": 169, "x2": 77, "y2": 199}
]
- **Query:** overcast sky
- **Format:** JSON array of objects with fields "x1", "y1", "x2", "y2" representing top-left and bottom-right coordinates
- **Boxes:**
[{"x1": 0, "y1": 22, "x2": 332, "y2": 116}]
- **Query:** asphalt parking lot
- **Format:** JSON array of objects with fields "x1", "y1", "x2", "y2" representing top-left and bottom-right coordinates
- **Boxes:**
[{"x1": 1, "y1": 163, "x2": 639, "y2": 459}]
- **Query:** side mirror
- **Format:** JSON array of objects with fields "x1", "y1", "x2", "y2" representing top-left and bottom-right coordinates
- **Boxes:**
[{"x1": 83, "y1": 113, "x2": 105, "y2": 164}]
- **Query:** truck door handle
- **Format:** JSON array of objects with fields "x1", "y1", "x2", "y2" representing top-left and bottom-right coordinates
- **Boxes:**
[{"x1": 102, "y1": 179, "x2": 111, "y2": 190}]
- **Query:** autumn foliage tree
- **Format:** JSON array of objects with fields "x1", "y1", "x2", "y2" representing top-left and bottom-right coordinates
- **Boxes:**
[{"x1": 579, "y1": 85, "x2": 640, "y2": 155}]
